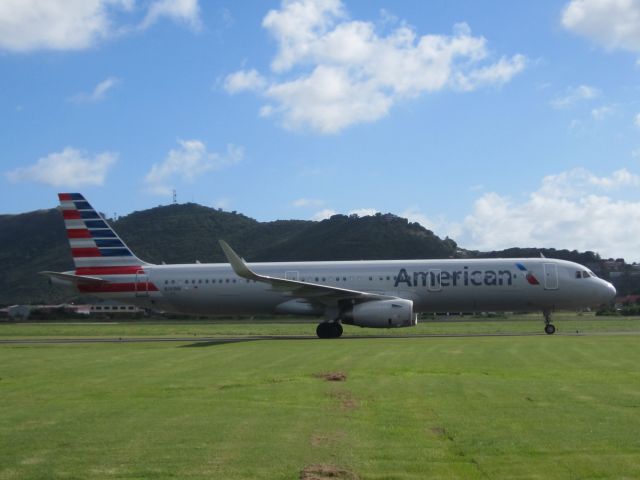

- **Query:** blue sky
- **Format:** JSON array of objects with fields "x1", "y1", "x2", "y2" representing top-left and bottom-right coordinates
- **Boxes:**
[{"x1": 1, "y1": 0, "x2": 640, "y2": 261}]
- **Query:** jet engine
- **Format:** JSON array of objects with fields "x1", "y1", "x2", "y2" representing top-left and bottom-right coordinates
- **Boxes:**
[{"x1": 341, "y1": 299, "x2": 417, "y2": 328}]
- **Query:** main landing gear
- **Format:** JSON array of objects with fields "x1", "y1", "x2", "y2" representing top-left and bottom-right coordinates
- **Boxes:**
[
  {"x1": 543, "y1": 310, "x2": 556, "y2": 335},
  {"x1": 316, "y1": 322, "x2": 343, "y2": 339}
]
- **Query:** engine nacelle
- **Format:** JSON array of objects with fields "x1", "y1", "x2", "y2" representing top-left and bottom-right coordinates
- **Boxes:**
[{"x1": 342, "y1": 299, "x2": 417, "y2": 328}]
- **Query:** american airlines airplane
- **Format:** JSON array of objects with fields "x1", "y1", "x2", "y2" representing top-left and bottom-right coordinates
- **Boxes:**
[{"x1": 42, "y1": 193, "x2": 616, "y2": 338}]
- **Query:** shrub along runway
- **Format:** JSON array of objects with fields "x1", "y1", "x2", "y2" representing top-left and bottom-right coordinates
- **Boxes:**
[{"x1": 1, "y1": 317, "x2": 640, "y2": 479}]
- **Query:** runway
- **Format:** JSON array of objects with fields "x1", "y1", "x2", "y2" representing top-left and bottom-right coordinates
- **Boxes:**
[{"x1": 1, "y1": 330, "x2": 637, "y2": 345}]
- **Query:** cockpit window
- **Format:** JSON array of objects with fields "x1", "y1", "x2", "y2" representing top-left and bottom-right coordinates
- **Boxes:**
[{"x1": 576, "y1": 270, "x2": 592, "y2": 279}]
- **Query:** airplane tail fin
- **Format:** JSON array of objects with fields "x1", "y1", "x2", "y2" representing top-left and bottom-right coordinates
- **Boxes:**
[{"x1": 58, "y1": 193, "x2": 150, "y2": 272}]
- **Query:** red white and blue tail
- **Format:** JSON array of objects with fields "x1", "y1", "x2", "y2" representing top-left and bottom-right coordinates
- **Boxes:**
[
  {"x1": 45, "y1": 193, "x2": 158, "y2": 296},
  {"x1": 58, "y1": 193, "x2": 148, "y2": 270}
]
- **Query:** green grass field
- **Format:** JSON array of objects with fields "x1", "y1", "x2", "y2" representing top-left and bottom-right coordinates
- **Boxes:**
[{"x1": 1, "y1": 316, "x2": 640, "y2": 479}]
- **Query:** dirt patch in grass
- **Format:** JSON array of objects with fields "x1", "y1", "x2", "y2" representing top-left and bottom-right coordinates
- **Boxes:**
[
  {"x1": 329, "y1": 389, "x2": 359, "y2": 411},
  {"x1": 300, "y1": 464, "x2": 359, "y2": 479},
  {"x1": 314, "y1": 372, "x2": 347, "y2": 382}
]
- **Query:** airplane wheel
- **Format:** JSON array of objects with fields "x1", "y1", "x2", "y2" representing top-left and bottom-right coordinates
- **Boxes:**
[
  {"x1": 316, "y1": 323, "x2": 329, "y2": 339},
  {"x1": 316, "y1": 322, "x2": 343, "y2": 339},
  {"x1": 332, "y1": 322, "x2": 343, "y2": 338},
  {"x1": 544, "y1": 324, "x2": 556, "y2": 335}
]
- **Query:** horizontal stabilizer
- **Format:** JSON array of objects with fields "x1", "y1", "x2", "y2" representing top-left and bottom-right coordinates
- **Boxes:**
[{"x1": 40, "y1": 271, "x2": 107, "y2": 285}]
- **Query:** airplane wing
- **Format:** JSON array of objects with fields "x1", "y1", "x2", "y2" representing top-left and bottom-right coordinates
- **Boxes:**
[{"x1": 219, "y1": 240, "x2": 394, "y2": 303}]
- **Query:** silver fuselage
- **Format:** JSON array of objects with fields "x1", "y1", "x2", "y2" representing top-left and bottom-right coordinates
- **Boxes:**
[{"x1": 91, "y1": 257, "x2": 615, "y2": 316}]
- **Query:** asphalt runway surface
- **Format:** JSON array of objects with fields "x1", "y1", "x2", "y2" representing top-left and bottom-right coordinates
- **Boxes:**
[{"x1": 1, "y1": 331, "x2": 638, "y2": 345}]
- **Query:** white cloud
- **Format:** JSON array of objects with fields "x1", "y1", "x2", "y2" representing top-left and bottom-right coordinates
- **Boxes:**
[
  {"x1": 550, "y1": 84, "x2": 599, "y2": 109},
  {"x1": 312, "y1": 208, "x2": 336, "y2": 220},
  {"x1": 223, "y1": 69, "x2": 267, "y2": 94},
  {"x1": 292, "y1": 198, "x2": 324, "y2": 207},
  {"x1": 534, "y1": 168, "x2": 640, "y2": 194},
  {"x1": 591, "y1": 105, "x2": 614, "y2": 119},
  {"x1": 140, "y1": 0, "x2": 200, "y2": 31},
  {"x1": 455, "y1": 168, "x2": 640, "y2": 261},
  {"x1": 263, "y1": 65, "x2": 393, "y2": 133},
  {"x1": 348, "y1": 208, "x2": 378, "y2": 217},
  {"x1": 225, "y1": 0, "x2": 526, "y2": 134},
  {"x1": 562, "y1": 0, "x2": 640, "y2": 53},
  {"x1": 310, "y1": 206, "x2": 377, "y2": 220},
  {"x1": 0, "y1": 0, "x2": 200, "y2": 52},
  {"x1": 145, "y1": 140, "x2": 243, "y2": 195},
  {"x1": 5, "y1": 147, "x2": 116, "y2": 187},
  {"x1": 71, "y1": 76, "x2": 121, "y2": 103},
  {"x1": 635, "y1": 112, "x2": 640, "y2": 127},
  {"x1": 454, "y1": 54, "x2": 528, "y2": 91}
]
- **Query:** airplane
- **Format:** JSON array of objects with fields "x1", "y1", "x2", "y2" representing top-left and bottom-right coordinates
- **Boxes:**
[{"x1": 42, "y1": 193, "x2": 617, "y2": 338}]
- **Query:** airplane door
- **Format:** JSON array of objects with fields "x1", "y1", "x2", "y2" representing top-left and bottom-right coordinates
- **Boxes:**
[
  {"x1": 136, "y1": 270, "x2": 149, "y2": 297},
  {"x1": 543, "y1": 263, "x2": 558, "y2": 290}
]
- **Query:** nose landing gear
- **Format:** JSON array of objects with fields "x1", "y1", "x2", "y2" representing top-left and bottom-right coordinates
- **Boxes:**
[{"x1": 543, "y1": 310, "x2": 556, "y2": 335}]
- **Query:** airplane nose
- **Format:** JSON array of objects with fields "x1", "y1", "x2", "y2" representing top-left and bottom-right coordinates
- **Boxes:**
[{"x1": 602, "y1": 281, "x2": 616, "y2": 302}]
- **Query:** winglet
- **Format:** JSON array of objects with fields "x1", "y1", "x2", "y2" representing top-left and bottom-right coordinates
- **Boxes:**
[{"x1": 219, "y1": 240, "x2": 260, "y2": 280}]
